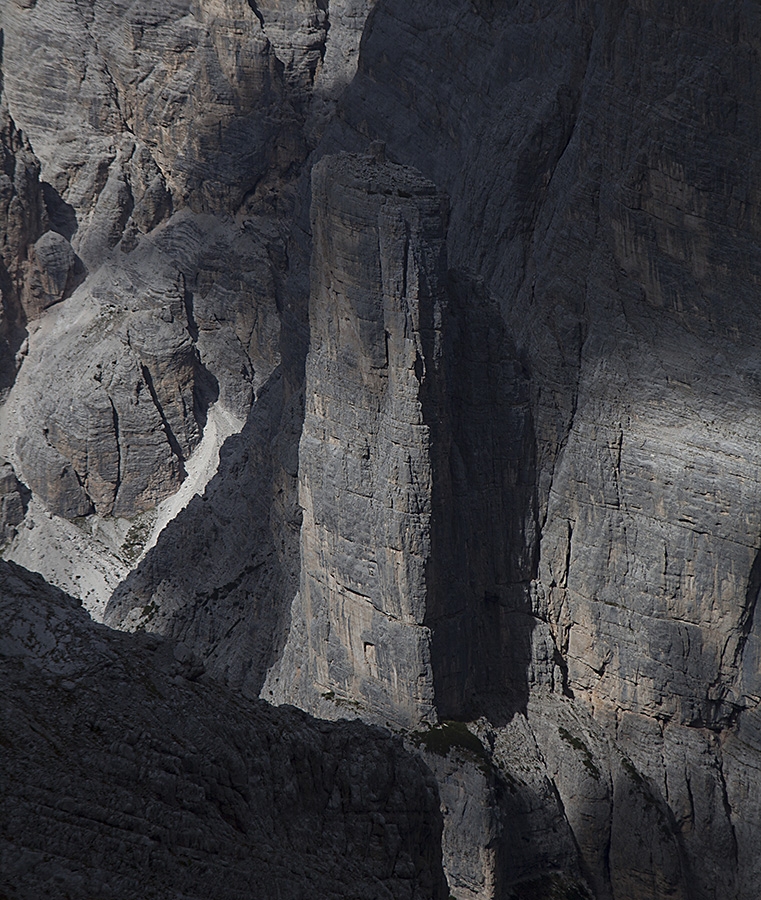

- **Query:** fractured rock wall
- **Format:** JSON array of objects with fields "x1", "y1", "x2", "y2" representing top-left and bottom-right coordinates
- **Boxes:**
[
  {"x1": 0, "y1": 88, "x2": 46, "y2": 386},
  {"x1": 266, "y1": 150, "x2": 447, "y2": 728},
  {"x1": 314, "y1": 2, "x2": 761, "y2": 896},
  {"x1": 6, "y1": 1, "x2": 761, "y2": 898},
  {"x1": 0, "y1": 560, "x2": 448, "y2": 900}
]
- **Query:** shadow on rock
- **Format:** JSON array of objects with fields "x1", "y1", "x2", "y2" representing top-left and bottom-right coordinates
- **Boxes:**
[{"x1": 426, "y1": 272, "x2": 539, "y2": 725}]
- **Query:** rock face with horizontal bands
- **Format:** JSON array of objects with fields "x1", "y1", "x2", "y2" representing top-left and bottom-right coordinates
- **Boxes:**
[
  {"x1": 0, "y1": 559, "x2": 448, "y2": 900},
  {"x1": 0, "y1": 458, "x2": 29, "y2": 546},
  {"x1": 313, "y1": 2, "x2": 761, "y2": 896},
  {"x1": 6, "y1": 1, "x2": 761, "y2": 899},
  {"x1": 0, "y1": 90, "x2": 45, "y2": 386},
  {"x1": 266, "y1": 151, "x2": 447, "y2": 728}
]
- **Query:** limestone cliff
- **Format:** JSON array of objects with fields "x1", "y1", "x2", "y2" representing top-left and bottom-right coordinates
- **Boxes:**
[
  {"x1": 3, "y1": 1, "x2": 761, "y2": 899},
  {"x1": 265, "y1": 150, "x2": 447, "y2": 727}
]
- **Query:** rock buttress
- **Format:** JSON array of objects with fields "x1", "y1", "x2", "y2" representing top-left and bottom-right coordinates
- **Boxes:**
[{"x1": 266, "y1": 151, "x2": 447, "y2": 728}]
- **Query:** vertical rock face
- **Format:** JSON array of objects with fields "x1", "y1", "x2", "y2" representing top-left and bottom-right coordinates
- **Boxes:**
[
  {"x1": 0, "y1": 458, "x2": 29, "y2": 546},
  {"x1": 309, "y1": 2, "x2": 761, "y2": 897},
  {"x1": 7, "y1": 1, "x2": 761, "y2": 898},
  {"x1": 268, "y1": 151, "x2": 447, "y2": 727},
  {"x1": 0, "y1": 0, "x2": 376, "y2": 540},
  {"x1": 0, "y1": 91, "x2": 45, "y2": 386},
  {"x1": 427, "y1": 275, "x2": 539, "y2": 722},
  {"x1": 0, "y1": 0, "x2": 293, "y2": 526}
]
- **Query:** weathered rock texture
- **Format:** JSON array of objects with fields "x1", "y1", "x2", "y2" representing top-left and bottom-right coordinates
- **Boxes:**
[
  {"x1": 308, "y1": 2, "x2": 761, "y2": 897},
  {"x1": 5, "y1": 0, "x2": 761, "y2": 898},
  {"x1": 0, "y1": 559, "x2": 448, "y2": 900},
  {"x1": 265, "y1": 151, "x2": 447, "y2": 728},
  {"x1": 3, "y1": 210, "x2": 281, "y2": 520},
  {"x1": 105, "y1": 368, "x2": 304, "y2": 698},
  {"x1": 0, "y1": 87, "x2": 45, "y2": 387},
  {"x1": 0, "y1": 457, "x2": 29, "y2": 546}
]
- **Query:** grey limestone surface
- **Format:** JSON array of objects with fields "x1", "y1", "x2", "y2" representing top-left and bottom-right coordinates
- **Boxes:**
[{"x1": 2, "y1": 1, "x2": 761, "y2": 898}]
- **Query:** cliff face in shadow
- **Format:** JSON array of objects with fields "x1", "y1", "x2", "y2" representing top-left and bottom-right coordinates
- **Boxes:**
[
  {"x1": 0, "y1": 560, "x2": 447, "y2": 900},
  {"x1": 3, "y1": 1, "x2": 761, "y2": 898}
]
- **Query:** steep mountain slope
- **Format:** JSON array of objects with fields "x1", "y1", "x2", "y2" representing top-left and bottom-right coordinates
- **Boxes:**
[
  {"x1": 0, "y1": 560, "x2": 447, "y2": 899},
  {"x1": 2, "y1": 1, "x2": 761, "y2": 898}
]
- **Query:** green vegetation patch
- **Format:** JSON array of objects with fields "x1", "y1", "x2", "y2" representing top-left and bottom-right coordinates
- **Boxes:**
[
  {"x1": 140, "y1": 601, "x2": 159, "y2": 624},
  {"x1": 621, "y1": 755, "x2": 645, "y2": 786},
  {"x1": 558, "y1": 726, "x2": 601, "y2": 781},
  {"x1": 120, "y1": 516, "x2": 153, "y2": 564},
  {"x1": 321, "y1": 690, "x2": 361, "y2": 710}
]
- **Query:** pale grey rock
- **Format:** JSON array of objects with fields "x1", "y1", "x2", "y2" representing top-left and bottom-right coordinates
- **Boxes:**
[
  {"x1": 411, "y1": 705, "x2": 688, "y2": 900},
  {"x1": 5, "y1": 207, "x2": 282, "y2": 520},
  {"x1": 21, "y1": 229, "x2": 78, "y2": 318},
  {"x1": 1, "y1": 0, "x2": 292, "y2": 533},
  {"x1": 1, "y1": 0, "x2": 299, "y2": 223},
  {"x1": 5, "y1": 1, "x2": 761, "y2": 898},
  {"x1": 3, "y1": 497, "x2": 130, "y2": 620},
  {"x1": 10, "y1": 288, "x2": 192, "y2": 518},
  {"x1": 519, "y1": 694, "x2": 688, "y2": 900},
  {"x1": 104, "y1": 364, "x2": 304, "y2": 698},
  {"x1": 256, "y1": 0, "x2": 328, "y2": 103},
  {"x1": 265, "y1": 151, "x2": 448, "y2": 729},
  {"x1": 0, "y1": 89, "x2": 45, "y2": 385},
  {"x1": 417, "y1": 738, "x2": 503, "y2": 900},
  {"x1": 0, "y1": 457, "x2": 29, "y2": 546},
  {"x1": 314, "y1": 2, "x2": 761, "y2": 897}
]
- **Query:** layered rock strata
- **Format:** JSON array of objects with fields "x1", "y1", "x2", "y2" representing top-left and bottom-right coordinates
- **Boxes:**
[
  {"x1": 315, "y1": 2, "x2": 761, "y2": 897},
  {"x1": 0, "y1": 0, "x2": 378, "y2": 609},
  {"x1": 0, "y1": 89, "x2": 45, "y2": 387},
  {"x1": 5, "y1": 1, "x2": 761, "y2": 899},
  {"x1": 265, "y1": 151, "x2": 447, "y2": 728},
  {"x1": 0, "y1": 559, "x2": 448, "y2": 900},
  {"x1": 0, "y1": 457, "x2": 29, "y2": 546}
]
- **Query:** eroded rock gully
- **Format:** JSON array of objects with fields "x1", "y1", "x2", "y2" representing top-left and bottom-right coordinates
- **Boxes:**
[{"x1": 3, "y1": 0, "x2": 761, "y2": 898}]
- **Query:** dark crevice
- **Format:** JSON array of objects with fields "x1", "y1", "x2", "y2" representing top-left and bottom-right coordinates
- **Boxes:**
[
  {"x1": 41, "y1": 182, "x2": 79, "y2": 241},
  {"x1": 735, "y1": 542, "x2": 761, "y2": 667},
  {"x1": 192, "y1": 354, "x2": 220, "y2": 432},
  {"x1": 109, "y1": 395, "x2": 122, "y2": 508},
  {"x1": 717, "y1": 751, "x2": 739, "y2": 871},
  {"x1": 182, "y1": 278, "x2": 199, "y2": 341},
  {"x1": 140, "y1": 364, "x2": 187, "y2": 475},
  {"x1": 318, "y1": 0, "x2": 330, "y2": 64},
  {"x1": 246, "y1": 0, "x2": 265, "y2": 29},
  {"x1": 426, "y1": 271, "x2": 537, "y2": 725}
]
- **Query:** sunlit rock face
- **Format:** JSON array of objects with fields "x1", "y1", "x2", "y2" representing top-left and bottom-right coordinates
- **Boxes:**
[{"x1": 5, "y1": 0, "x2": 761, "y2": 898}]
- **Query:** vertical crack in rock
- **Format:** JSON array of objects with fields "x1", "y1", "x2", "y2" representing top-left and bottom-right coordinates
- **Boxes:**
[
  {"x1": 426, "y1": 271, "x2": 539, "y2": 723},
  {"x1": 181, "y1": 274, "x2": 198, "y2": 342},
  {"x1": 108, "y1": 395, "x2": 122, "y2": 508},
  {"x1": 246, "y1": 0, "x2": 266, "y2": 30},
  {"x1": 139, "y1": 363, "x2": 186, "y2": 476},
  {"x1": 717, "y1": 749, "x2": 739, "y2": 870},
  {"x1": 737, "y1": 544, "x2": 761, "y2": 665}
]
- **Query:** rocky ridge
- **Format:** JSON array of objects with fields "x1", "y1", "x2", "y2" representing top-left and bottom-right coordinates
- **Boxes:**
[
  {"x1": 2, "y1": 1, "x2": 761, "y2": 899},
  {"x1": 0, "y1": 559, "x2": 447, "y2": 899}
]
